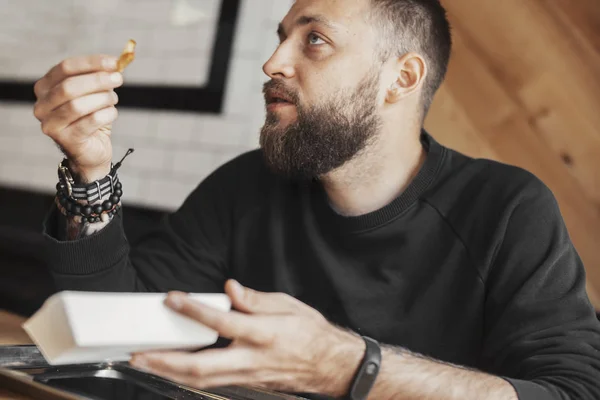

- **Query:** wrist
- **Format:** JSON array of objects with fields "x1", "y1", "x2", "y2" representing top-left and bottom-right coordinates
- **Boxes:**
[
  {"x1": 55, "y1": 148, "x2": 132, "y2": 224},
  {"x1": 68, "y1": 161, "x2": 111, "y2": 184},
  {"x1": 320, "y1": 327, "x2": 365, "y2": 398}
]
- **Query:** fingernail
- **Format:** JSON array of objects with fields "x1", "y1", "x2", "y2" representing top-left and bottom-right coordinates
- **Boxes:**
[
  {"x1": 110, "y1": 72, "x2": 122, "y2": 84},
  {"x1": 166, "y1": 293, "x2": 184, "y2": 310},
  {"x1": 103, "y1": 58, "x2": 117, "y2": 70}
]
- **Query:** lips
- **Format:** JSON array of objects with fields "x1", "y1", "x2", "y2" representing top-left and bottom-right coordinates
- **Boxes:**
[{"x1": 265, "y1": 90, "x2": 294, "y2": 105}]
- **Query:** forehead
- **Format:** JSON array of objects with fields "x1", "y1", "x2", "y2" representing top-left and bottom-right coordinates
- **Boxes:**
[{"x1": 282, "y1": 0, "x2": 372, "y2": 32}]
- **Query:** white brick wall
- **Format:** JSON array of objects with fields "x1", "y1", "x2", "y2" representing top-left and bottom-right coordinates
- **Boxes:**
[{"x1": 0, "y1": 0, "x2": 294, "y2": 210}]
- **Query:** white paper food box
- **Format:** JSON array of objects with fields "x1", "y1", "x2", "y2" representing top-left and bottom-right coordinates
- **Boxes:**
[{"x1": 22, "y1": 291, "x2": 231, "y2": 365}]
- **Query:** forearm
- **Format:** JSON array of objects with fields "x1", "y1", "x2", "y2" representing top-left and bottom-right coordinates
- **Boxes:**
[
  {"x1": 366, "y1": 346, "x2": 517, "y2": 400},
  {"x1": 45, "y1": 208, "x2": 150, "y2": 292},
  {"x1": 44, "y1": 156, "x2": 233, "y2": 294},
  {"x1": 323, "y1": 330, "x2": 516, "y2": 400},
  {"x1": 50, "y1": 258, "x2": 150, "y2": 292}
]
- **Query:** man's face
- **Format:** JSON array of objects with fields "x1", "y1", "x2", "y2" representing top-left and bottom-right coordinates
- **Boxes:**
[{"x1": 260, "y1": 0, "x2": 385, "y2": 179}]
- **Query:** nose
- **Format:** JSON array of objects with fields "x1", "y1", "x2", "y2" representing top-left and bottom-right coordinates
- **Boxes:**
[{"x1": 262, "y1": 42, "x2": 295, "y2": 80}]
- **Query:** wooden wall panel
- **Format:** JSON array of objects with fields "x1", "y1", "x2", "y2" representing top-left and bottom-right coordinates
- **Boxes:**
[{"x1": 425, "y1": 1, "x2": 600, "y2": 309}]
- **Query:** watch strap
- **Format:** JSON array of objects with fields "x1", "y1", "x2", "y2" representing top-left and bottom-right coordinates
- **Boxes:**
[
  {"x1": 57, "y1": 148, "x2": 133, "y2": 203},
  {"x1": 58, "y1": 160, "x2": 119, "y2": 202},
  {"x1": 348, "y1": 336, "x2": 381, "y2": 400}
]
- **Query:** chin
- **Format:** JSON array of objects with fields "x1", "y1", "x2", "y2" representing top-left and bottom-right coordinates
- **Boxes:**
[{"x1": 265, "y1": 112, "x2": 296, "y2": 129}]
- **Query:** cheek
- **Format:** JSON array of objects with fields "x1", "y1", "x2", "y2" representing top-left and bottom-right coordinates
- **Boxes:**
[
  {"x1": 294, "y1": 50, "x2": 368, "y2": 105},
  {"x1": 296, "y1": 72, "x2": 339, "y2": 107}
]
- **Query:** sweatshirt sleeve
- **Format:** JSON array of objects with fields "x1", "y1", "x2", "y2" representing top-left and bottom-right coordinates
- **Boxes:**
[
  {"x1": 480, "y1": 178, "x2": 600, "y2": 399},
  {"x1": 42, "y1": 157, "x2": 244, "y2": 294}
]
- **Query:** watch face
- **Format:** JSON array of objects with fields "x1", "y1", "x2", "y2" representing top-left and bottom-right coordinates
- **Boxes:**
[{"x1": 365, "y1": 362, "x2": 378, "y2": 375}]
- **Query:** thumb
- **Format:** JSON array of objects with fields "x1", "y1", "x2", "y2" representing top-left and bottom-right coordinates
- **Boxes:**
[{"x1": 225, "y1": 279, "x2": 253, "y2": 313}]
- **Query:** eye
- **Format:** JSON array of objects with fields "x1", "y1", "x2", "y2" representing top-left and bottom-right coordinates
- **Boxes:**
[{"x1": 307, "y1": 33, "x2": 326, "y2": 46}]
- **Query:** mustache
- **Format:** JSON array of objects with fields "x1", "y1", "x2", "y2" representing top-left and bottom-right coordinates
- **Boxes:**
[{"x1": 262, "y1": 80, "x2": 300, "y2": 105}]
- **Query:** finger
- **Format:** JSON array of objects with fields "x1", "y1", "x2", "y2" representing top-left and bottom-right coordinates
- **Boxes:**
[
  {"x1": 34, "y1": 54, "x2": 118, "y2": 99},
  {"x1": 226, "y1": 280, "x2": 317, "y2": 317},
  {"x1": 131, "y1": 350, "x2": 258, "y2": 390},
  {"x1": 34, "y1": 72, "x2": 122, "y2": 121},
  {"x1": 132, "y1": 347, "x2": 256, "y2": 378},
  {"x1": 154, "y1": 369, "x2": 255, "y2": 391},
  {"x1": 176, "y1": 373, "x2": 257, "y2": 391},
  {"x1": 165, "y1": 292, "x2": 268, "y2": 343},
  {"x1": 40, "y1": 91, "x2": 118, "y2": 138},
  {"x1": 58, "y1": 106, "x2": 118, "y2": 142}
]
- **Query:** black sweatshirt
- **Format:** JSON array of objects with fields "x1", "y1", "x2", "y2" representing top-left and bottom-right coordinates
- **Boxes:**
[{"x1": 44, "y1": 132, "x2": 600, "y2": 399}]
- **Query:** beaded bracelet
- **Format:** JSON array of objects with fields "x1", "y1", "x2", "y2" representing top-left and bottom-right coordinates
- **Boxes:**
[
  {"x1": 55, "y1": 181, "x2": 123, "y2": 223},
  {"x1": 55, "y1": 149, "x2": 134, "y2": 224}
]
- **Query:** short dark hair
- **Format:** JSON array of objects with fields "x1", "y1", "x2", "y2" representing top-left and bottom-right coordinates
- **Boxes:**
[{"x1": 369, "y1": 0, "x2": 452, "y2": 115}]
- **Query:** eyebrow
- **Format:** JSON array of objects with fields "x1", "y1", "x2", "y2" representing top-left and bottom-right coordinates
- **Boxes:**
[{"x1": 277, "y1": 15, "x2": 338, "y2": 38}]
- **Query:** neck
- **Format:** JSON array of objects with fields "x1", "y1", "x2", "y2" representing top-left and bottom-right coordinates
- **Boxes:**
[{"x1": 319, "y1": 122, "x2": 426, "y2": 217}]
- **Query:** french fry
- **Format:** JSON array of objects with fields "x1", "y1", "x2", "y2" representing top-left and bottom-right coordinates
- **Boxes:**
[
  {"x1": 116, "y1": 39, "x2": 136, "y2": 72},
  {"x1": 99, "y1": 40, "x2": 136, "y2": 134}
]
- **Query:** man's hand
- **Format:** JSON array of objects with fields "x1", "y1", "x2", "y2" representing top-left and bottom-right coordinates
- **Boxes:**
[
  {"x1": 33, "y1": 55, "x2": 123, "y2": 182},
  {"x1": 130, "y1": 280, "x2": 365, "y2": 396},
  {"x1": 131, "y1": 281, "x2": 519, "y2": 400}
]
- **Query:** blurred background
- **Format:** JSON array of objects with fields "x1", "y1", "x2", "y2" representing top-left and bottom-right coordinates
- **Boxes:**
[{"x1": 0, "y1": 0, "x2": 598, "y2": 315}]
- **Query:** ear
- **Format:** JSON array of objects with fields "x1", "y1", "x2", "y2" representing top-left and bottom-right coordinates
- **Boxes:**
[{"x1": 385, "y1": 52, "x2": 427, "y2": 104}]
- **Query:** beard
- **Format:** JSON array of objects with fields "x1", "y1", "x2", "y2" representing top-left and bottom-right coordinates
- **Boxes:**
[{"x1": 259, "y1": 70, "x2": 382, "y2": 180}]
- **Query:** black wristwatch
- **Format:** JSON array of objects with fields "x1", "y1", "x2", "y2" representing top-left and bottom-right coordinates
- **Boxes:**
[{"x1": 348, "y1": 336, "x2": 382, "y2": 400}]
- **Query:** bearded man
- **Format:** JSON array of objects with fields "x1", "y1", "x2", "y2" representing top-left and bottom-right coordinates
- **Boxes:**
[{"x1": 33, "y1": 0, "x2": 600, "y2": 399}]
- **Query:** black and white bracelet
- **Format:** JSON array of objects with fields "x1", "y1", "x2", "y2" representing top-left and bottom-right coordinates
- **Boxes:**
[{"x1": 55, "y1": 149, "x2": 134, "y2": 223}]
